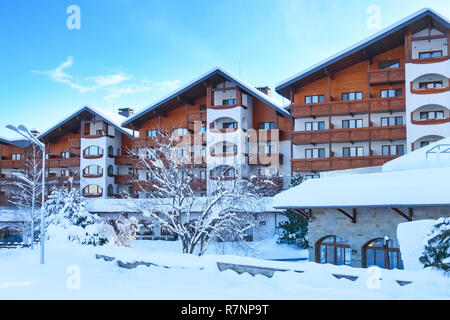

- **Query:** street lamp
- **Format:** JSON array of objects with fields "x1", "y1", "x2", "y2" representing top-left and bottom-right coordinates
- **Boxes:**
[{"x1": 7, "y1": 124, "x2": 46, "y2": 265}]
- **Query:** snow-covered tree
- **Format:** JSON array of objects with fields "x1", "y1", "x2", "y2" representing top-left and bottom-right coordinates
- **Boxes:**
[
  {"x1": 277, "y1": 173, "x2": 309, "y2": 248},
  {"x1": 420, "y1": 217, "x2": 450, "y2": 273},
  {"x1": 45, "y1": 187, "x2": 107, "y2": 245},
  {"x1": 100, "y1": 215, "x2": 140, "y2": 248},
  {"x1": 129, "y1": 131, "x2": 260, "y2": 256},
  {"x1": 5, "y1": 143, "x2": 42, "y2": 248}
]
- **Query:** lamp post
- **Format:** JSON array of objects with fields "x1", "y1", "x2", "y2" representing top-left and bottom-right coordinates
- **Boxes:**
[{"x1": 7, "y1": 124, "x2": 46, "y2": 264}]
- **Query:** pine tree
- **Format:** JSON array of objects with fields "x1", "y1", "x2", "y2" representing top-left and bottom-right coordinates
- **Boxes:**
[
  {"x1": 419, "y1": 217, "x2": 450, "y2": 273},
  {"x1": 277, "y1": 174, "x2": 309, "y2": 248}
]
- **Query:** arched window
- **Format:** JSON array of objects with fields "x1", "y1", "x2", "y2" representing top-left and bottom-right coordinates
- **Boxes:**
[
  {"x1": 316, "y1": 235, "x2": 351, "y2": 266},
  {"x1": 362, "y1": 238, "x2": 404, "y2": 270},
  {"x1": 107, "y1": 184, "x2": 114, "y2": 197},
  {"x1": 107, "y1": 165, "x2": 114, "y2": 177},
  {"x1": 82, "y1": 184, "x2": 103, "y2": 197},
  {"x1": 0, "y1": 227, "x2": 23, "y2": 244},
  {"x1": 107, "y1": 146, "x2": 114, "y2": 158},
  {"x1": 82, "y1": 165, "x2": 103, "y2": 178},
  {"x1": 83, "y1": 146, "x2": 104, "y2": 158}
]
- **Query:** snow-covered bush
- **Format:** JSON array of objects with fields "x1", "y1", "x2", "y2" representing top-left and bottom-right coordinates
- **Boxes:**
[
  {"x1": 45, "y1": 188, "x2": 107, "y2": 245},
  {"x1": 419, "y1": 217, "x2": 450, "y2": 273},
  {"x1": 100, "y1": 215, "x2": 140, "y2": 247}
]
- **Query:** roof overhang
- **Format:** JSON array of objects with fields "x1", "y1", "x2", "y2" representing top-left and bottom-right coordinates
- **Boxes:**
[{"x1": 123, "y1": 67, "x2": 290, "y2": 129}]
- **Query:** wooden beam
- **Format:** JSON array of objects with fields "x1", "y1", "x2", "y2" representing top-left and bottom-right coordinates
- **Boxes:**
[
  {"x1": 412, "y1": 34, "x2": 446, "y2": 41},
  {"x1": 336, "y1": 208, "x2": 356, "y2": 223},
  {"x1": 391, "y1": 207, "x2": 413, "y2": 221}
]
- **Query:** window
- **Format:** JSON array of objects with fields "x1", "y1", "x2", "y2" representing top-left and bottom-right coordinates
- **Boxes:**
[
  {"x1": 378, "y1": 60, "x2": 400, "y2": 69},
  {"x1": 61, "y1": 152, "x2": 70, "y2": 158},
  {"x1": 305, "y1": 95, "x2": 325, "y2": 104},
  {"x1": 418, "y1": 81, "x2": 444, "y2": 89},
  {"x1": 11, "y1": 153, "x2": 24, "y2": 161},
  {"x1": 342, "y1": 119, "x2": 363, "y2": 129},
  {"x1": 382, "y1": 145, "x2": 404, "y2": 156},
  {"x1": 418, "y1": 50, "x2": 443, "y2": 59},
  {"x1": 45, "y1": 152, "x2": 52, "y2": 159},
  {"x1": 83, "y1": 184, "x2": 103, "y2": 196},
  {"x1": 83, "y1": 165, "x2": 103, "y2": 177},
  {"x1": 173, "y1": 128, "x2": 188, "y2": 135},
  {"x1": 305, "y1": 148, "x2": 325, "y2": 159},
  {"x1": 107, "y1": 165, "x2": 114, "y2": 177},
  {"x1": 160, "y1": 226, "x2": 172, "y2": 236},
  {"x1": 258, "y1": 122, "x2": 275, "y2": 130},
  {"x1": 107, "y1": 185, "x2": 114, "y2": 197},
  {"x1": 316, "y1": 235, "x2": 351, "y2": 266},
  {"x1": 222, "y1": 99, "x2": 236, "y2": 105},
  {"x1": 177, "y1": 149, "x2": 184, "y2": 158},
  {"x1": 223, "y1": 122, "x2": 237, "y2": 129},
  {"x1": 264, "y1": 143, "x2": 272, "y2": 154},
  {"x1": 380, "y1": 88, "x2": 402, "y2": 98},
  {"x1": 96, "y1": 130, "x2": 105, "y2": 136},
  {"x1": 200, "y1": 170, "x2": 206, "y2": 179},
  {"x1": 199, "y1": 104, "x2": 206, "y2": 111},
  {"x1": 363, "y1": 238, "x2": 403, "y2": 269},
  {"x1": 420, "y1": 111, "x2": 445, "y2": 120},
  {"x1": 0, "y1": 227, "x2": 23, "y2": 244},
  {"x1": 343, "y1": 146, "x2": 364, "y2": 157},
  {"x1": 420, "y1": 141, "x2": 430, "y2": 148},
  {"x1": 201, "y1": 126, "x2": 206, "y2": 134},
  {"x1": 342, "y1": 92, "x2": 363, "y2": 101},
  {"x1": 83, "y1": 146, "x2": 103, "y2": 158},
  {"x1": 305, "y1": 121, "x2": 325, "y2": 131},
  {"x1": 107, "y1": 146, "x2": 114, "y2": 158},
  {"x1": 147, "y1": 129, "x2": 159, "y2": 137},
  {"x1": 381, "y1": 116, "x2": 403, "y2": 126}
]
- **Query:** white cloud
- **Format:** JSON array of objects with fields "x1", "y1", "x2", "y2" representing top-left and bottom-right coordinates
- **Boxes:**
[{"x1": 33, "y1": 56, "x2": 180, "y2": 103}]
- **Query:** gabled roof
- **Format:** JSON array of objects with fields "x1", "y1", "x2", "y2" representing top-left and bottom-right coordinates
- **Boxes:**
[
  {"x1": 123, "y1": 67, "x2": 290, "y2": 128},
  {"x1": 38, "y1": 105, "x2": 133, "y2": 141},
  {"x1": 276, "y1": 8, "x2": 450, "y2": 98},
  {"x1": 0, "y1": 136, "x2": 30, "y2": 148}
]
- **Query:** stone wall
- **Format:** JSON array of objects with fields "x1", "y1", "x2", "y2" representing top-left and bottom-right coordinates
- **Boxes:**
[{"x1": 308, "y1": 206, "x2": 450, "y2": 268}]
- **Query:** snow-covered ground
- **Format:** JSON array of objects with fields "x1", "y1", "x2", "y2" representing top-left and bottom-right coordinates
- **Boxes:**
[{"x1": 0, "y1": 239, "x2": 448, "y2": 300}]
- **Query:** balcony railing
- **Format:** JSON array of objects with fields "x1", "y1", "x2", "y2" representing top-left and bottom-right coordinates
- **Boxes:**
[
  {"x1": 0, "y1": 160, "x2": 25, "y2": 169},
  {"x1": 368, "y1": 67, "x2": 405, "y2": 84},
  {"x1": 115, "y1": 155, "x2": 135, "y2": 165},
  {"x1": 46, "y1": 157, "x2": 80, "y2": 168},
  {"x1": 114, "y1": 174, "x2": 137, "y2": 184},
  {"x1": 291, "y1": 155, "x2": 399, "y2": 172},
  {"x1": 247, "y1": 153, "x2": 283, "y2": 165},
  {"x1": 291, "y1": 97, "x2": 405, "y2": 118},
  {"x1": 292, "y1": 125, "x2": 406, "y2": 144}
]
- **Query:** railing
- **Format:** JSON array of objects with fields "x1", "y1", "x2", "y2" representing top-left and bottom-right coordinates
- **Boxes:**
[
  {"x1": 114, "y1": 174, "x2": 137, "y2": 184},
  {"x1": 115, "y1": 155, "x2": 135, "y2": 165},
  {"x1": 368, "y1": 67, "x2": 405, "y2": 84},
  {"x1": 291, "y1": 97, "x2": 405, "y2": 118},
  {"x1": 292, "y1": 125, "x2": 406, "y2": 144},
  {"x1": 0, "y1": 160, "x2": 25, "y2": 169},
  {"x1": 291, "y1": 155, "x2": 399, "y2": 172},
  {"x1": 46, "y1": 157, "x2": 80, "y2": 168}
]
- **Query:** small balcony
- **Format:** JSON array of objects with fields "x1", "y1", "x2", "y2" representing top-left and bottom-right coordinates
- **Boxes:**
[
  {"x1": 292, "y1": 125, "x2": 406, "y2": 144},
  {"x1": 115, "y1": 155, "x2": 135, "y2": 165},
  {"x1": 291, "y1": 155, "x2": 399, "y2": 172},
  {"x1": 0, "y1": 159, "x2": 25, "y2": 169},
  {"x1": 291, "y1": 97, "x2": 405, "y2": 118},
  {"x1": 368, "y1": 67, "x2": 405, "y2": 85},
  {"x1": 114, "y1": 174, "x2": 137, "y2": 184},
  {"x1": 46, "y1": 157, "x2": 80, "y2": 168}
]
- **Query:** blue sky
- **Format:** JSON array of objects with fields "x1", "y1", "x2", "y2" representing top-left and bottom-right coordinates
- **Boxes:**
[{"x1": 0, "y1": 0, "x2": 449, "y2": 138}]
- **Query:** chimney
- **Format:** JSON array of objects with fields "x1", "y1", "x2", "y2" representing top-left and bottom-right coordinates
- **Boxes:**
[
  {"x1": 256, "y1": 86, "x2": 271, "y2": 96},
  {"x1": 30, "y1": 129, "x2": 40, "y2": 137},
  {"x1": 118, "y1": 107, "x2": 135, "y2": 118}
]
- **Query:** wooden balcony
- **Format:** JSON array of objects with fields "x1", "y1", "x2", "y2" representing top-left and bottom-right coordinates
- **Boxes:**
[
  {"x1": 114, "y1": 174, "x2": 137, "y2": 184},
  {"x1": 115, "y1": 155, "x2": 135, "y2": 165},
  {"x1": 46, "y1": 157, "x2": 80, "y2": 168},
  {"x1": 292, "y1": 125, "x2": 406, "y2": 144},
  {"x1": 291, "y1": 155, "x2": 399, "y2": 172},
  {"x1": 0, "y1": 160, "x2": 25, "y2": 169},
  {"x1": 368, "y1": 67, "x2": 405, "y2": 84},
  {"x1": 187, "y1": 111, "x2": 207, "y2": 122},
  {"x1": 248, "y1": 153, "x2": 283, "y2": 165},
  {"x1": 132, "y1": 137, "x2": 161, "y2": 148},
  {"x1": 291, "y1": 97, "x2": 405, "y2": 118}
]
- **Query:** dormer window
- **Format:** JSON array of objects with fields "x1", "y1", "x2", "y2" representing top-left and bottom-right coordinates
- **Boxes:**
[
  {"x1": 419, "y1": 51, "x2": 442, "y2": 59},
  {"x1": 223, "y1": 99, "x2": 236, "y2": 105},
  {"x1": 378, "y1": 60, "x2": 400, "y2": 69}
]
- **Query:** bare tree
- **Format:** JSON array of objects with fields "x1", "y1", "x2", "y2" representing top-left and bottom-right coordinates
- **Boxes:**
[
  {"x1": 6, "y1": 144, "x2": 42, "y2": 248},
  {"x1": 129, "y1": 131, "x2": 261, "y2": 255}
]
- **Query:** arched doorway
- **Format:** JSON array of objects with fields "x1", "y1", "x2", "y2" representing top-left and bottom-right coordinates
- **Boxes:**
[
  {"x1": 316, "y1": 235, "x2": 351, "y2": 266},
  {"x1": 362, "y1": 238, "x2": 403, "y2": 270},
  {"x1": 0, "y1": 226, "x2": 23, "y2": 244}
]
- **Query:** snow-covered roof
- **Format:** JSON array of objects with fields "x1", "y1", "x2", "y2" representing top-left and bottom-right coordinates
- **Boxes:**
[
  {"x1": 273, "y1": 166, "x2": 450, "y2": 209},
  {"x1": 382, "y1": 137, "x2": 450, "y2": 172},
  {"x1": 38, "y1": 105, "x2": 133, "y2": 139},
  {"x1": 276, "y1": 8, "x2": 450, "y2": 95},
  {"x1": 274, "y1": 138, "x2": 450, "y2": 209},
  {"x1": 123, "y1": 67, "x2": 289, "y2": 127},
  {"x1": 0, "y1": 136, "x2": 30, "y2": 148},
  {"x1": 86, "y1": 197, "x2": 282, "y2": 214}
]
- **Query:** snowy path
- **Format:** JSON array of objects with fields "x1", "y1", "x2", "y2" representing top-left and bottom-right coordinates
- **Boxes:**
[{"x1": 0, "y1": 241, "x2": 448, "y2": 300}]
